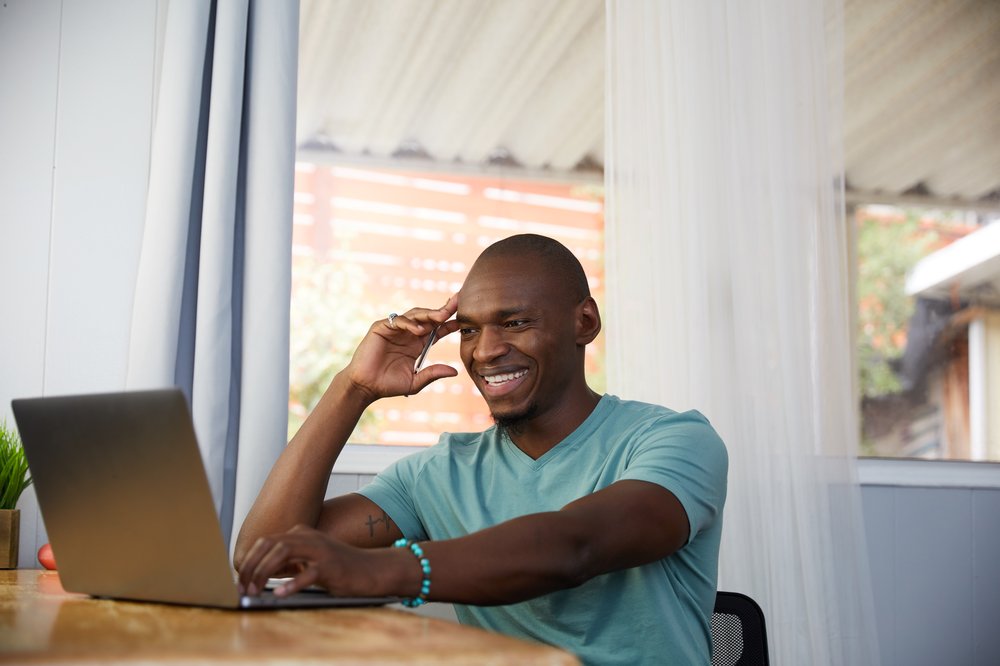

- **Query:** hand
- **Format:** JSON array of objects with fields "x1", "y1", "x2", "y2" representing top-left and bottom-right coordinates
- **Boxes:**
[
  {"x1": 345, "y1": 294, "x2": 461, "y2": 402},
  {"x1": 237, "y1": 525, "x2": 385, "y2": 598}
]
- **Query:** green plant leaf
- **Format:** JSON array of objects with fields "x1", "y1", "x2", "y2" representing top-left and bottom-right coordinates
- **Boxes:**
[{"x1": 0, "y1": 420, "x2": 31, "y2": 510}]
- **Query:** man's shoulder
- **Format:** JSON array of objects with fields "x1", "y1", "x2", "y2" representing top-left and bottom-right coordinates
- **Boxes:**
[
  {"x1": 599, "y1": 395, "x2": 727, "y2": 462},
  {"x1": 602, "y1": 394, "x2": 715, "y2": 432},
  {"x1": 388, "y1": 428, "x2": 498, "y2": 472}
]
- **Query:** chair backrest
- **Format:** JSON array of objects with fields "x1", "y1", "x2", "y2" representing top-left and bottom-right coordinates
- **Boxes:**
[{"x1": 711, "y1": 591, "x2": 770, "y2": 666}]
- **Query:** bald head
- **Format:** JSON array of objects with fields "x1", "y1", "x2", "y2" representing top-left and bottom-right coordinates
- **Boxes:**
[{"x1": 471, "y1": 234, "x2": 591, "y2": 304}]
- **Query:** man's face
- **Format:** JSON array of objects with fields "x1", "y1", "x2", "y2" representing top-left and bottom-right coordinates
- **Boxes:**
[{"x1": 456, "y1": 254, "x2": 582, "y2": 430}]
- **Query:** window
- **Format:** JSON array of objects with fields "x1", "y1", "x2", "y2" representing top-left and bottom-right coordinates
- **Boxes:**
[
  {"x1": 856, "y1": 204, "x2": 1000, "y2": 461},
  {"x1": 289, "y1": 162, "x2": 605, "y2": 445}
]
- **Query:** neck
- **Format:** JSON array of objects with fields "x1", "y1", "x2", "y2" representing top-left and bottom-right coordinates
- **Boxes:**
[{"x1": 504, "y1": 388, "x2": 602, "y2": 459}]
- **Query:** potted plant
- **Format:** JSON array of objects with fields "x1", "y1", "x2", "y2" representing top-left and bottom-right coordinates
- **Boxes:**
[{"x1": 0, "y1": 420, "x2": 32, "y2": 568}]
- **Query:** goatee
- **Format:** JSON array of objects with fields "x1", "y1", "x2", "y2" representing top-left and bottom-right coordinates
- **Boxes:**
[{"x1": 491, "y1": 403, "x2": 539, "y2": 440}]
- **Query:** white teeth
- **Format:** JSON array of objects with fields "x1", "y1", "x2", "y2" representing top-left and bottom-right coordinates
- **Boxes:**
[{"x1": 483, "y1": 370, "x2": 527, "y2": 385}]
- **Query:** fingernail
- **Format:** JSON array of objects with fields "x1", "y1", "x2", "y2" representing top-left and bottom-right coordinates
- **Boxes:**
[{"x1": 247, "y1": 583, "x2": 258, "y2": 596}]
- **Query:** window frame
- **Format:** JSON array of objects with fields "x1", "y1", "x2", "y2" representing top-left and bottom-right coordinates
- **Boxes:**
[
  {"x1": 848, "y1": 194, "x2": 1000, "y2": 465},
  {"x1": 292, "y1": 151, "x2": 606, "y2": 473},
  {"x1": 858, "y1": 457, "x2": 1000, "y2": 489},
  {"x1": 336, "y1": 444, "x2": 425, "y2": 474}
]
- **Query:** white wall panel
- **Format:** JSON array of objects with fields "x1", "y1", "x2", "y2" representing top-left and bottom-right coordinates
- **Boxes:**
[
  {"x1": 972, "y1": 489, "x2": 1000, "y2": 663},
  {"x1": 0, "y1": 0, "x2": 62, "y2": 573},
  {"x1": 44, "y1": 0, "x2": 156, "y2": 396},
  {"x1": 862, "y1": 481, "x2": 1000, "y2": 666},
  {"x1": 0, "y1": 0, "x2": 61, "y2": 424},
  {"x1": 1, "y1": 0, "x2": 159, "y2": 567}
]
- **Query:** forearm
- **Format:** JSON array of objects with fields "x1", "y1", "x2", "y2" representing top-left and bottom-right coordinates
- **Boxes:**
[
  {"x1": 376, "y1": 481, "x2": 686, "y2": 605},
  {"x1": 419, "y1": 511, "x2": 593, "y2": 605},
  {"x1": 234, "y1": 372, "x2": 372, "y2": 567},
  {"x1": 240, "y1": 481, "x2": 686, "y2": 603}
]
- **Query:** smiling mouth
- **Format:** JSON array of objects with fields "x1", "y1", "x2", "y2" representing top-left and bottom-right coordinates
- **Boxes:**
[{"x1": 481, "y1": 369, "x2": 528, "y2": 386}]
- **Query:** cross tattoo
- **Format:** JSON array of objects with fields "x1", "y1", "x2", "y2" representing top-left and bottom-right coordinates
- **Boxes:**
[{"x1": 365, "y1": 511, "x2": 392, "y2": 538}]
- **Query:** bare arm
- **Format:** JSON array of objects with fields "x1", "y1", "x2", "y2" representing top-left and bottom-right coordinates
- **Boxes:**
[
  {"x1": 233, "y1": 297, "x2": 460, "y2": 570},
  {"x1": 422, "y1": 479, "x2": 689, "y2": 604},
  {"x1": 233, "y1": 374, "x2": 387, "y2": 569},
  {"x1": 236, "y1": 479, "x2": 689, "y2": 604}
]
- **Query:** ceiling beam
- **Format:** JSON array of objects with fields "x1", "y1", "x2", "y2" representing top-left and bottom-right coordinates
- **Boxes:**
[
  {"x1": 296, "y1": 147, "x2": 604, "y2": 186},
  {"x1": 845, "y1": 188, "x2": 1000, "y2": 214}
]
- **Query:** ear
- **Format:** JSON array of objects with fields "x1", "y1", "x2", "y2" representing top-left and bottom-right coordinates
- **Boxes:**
[{"x1": 575, "y1": 296, "x2": 602, "y2": 346}]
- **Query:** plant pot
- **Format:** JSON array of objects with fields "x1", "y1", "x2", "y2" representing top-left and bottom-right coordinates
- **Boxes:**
[{"x1": 0, "y1": 509, "x2": 19, "y2": 569}]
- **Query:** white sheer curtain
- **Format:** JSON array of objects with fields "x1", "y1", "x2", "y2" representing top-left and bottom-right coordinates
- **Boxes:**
[
  {"x1": 127, "y1": 0, "x2": 298, "y2": 548},
  {"x1": 604, "y1": 1, "x2": 879, "y2": 664}
]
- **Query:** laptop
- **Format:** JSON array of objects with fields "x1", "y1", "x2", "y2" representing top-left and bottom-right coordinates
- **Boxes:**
[{"x1": 11, "y1": 388, "x2": 399, "y2": 610}]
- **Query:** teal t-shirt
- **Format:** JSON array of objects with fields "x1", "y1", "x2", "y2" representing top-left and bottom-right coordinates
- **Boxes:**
[{"x1": 357, "y1": 394, "x2": 728, "y2": 666}]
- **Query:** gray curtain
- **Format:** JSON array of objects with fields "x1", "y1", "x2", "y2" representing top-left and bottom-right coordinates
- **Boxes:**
[{"x1": 126, "y1": 0, "x2": 299, "y2": 548}]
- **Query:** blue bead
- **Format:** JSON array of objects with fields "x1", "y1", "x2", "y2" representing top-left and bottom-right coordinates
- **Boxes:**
[{"x1": 394, "y1": 539, "x2": 431, "y2": 606}]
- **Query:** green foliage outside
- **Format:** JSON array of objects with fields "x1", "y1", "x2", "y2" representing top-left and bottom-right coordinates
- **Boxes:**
[
  {"x1": 856, "y1": 211, "x2": 940, "y2": 398},
  {"x1": 0, "y1": 420, "x2": 32, "y2": 510},
  {"x1": 287, "y1": 256, "x2": 383, "y2": 441}
]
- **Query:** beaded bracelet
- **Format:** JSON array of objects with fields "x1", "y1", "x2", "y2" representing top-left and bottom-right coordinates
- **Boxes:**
[{"x1": 393, "y1": 538, "x2": 431, "y2": 607}]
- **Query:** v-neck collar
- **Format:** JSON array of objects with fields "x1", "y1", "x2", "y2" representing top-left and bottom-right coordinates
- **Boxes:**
[{"x1": 501, "y1": 394, "x2": 616, "y2": 471}]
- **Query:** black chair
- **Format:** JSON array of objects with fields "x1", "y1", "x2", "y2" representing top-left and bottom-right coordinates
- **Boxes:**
[{"x1": 711, "y1": 591, "x2": 770, "y2": 666}]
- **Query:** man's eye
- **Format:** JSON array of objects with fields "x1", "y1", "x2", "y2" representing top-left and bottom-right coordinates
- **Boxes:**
[
  {"x1": 504, "y1": 320, "x2": 529, "y2": 328},
  {"x1": 459, "y1": 327, "x2": 477, "y2": 336}
]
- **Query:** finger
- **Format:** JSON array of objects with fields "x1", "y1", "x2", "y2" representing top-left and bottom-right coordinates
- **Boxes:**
[
  {"x1": 410, "y1": 364, "x2": 459, "y2": 393},
  {"x1": 435, "y1": 293, "x2": 458, "y2": 320},
  {"x1": 435, "y1": 318, "x2": 462, "y2": 338},
  {"x1": 250, "y1": 529, "x2": 329, "y2": 585},
  {"x1": 430, "y1": 294, "x2": 458, "y2": 325},
  {"x1": 246, "y1": 541, "x2": 292, "y2": 595},
  {"x1": 382, "y1": 313, "x2": 429, "y2": 336},
  {"x1": 399, "y1": 295, "x2": 459, "y2": 330},
  {"x1": 237, "y1": 537, "x2": 274, "y2": 595},
  {"x1": 383, "y1": 312, "x2": 431, "y2": 333},
  {"x1": 275, "y1": 565, "x2": 320, "y2": 598},
  {"x1": 247, "y1": 536, "x2": 318, "y2": 595}
]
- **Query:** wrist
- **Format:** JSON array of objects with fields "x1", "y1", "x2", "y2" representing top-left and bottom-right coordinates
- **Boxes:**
[
  {"x1": 324, "y1": 372, "x2": 378, "y2": 414},
  {"x1": 370, "y1": 544, "x2": 427, "y2": 600},
  {"x1": 391, "y1": 539, "x2": 432, "y2": 606}
]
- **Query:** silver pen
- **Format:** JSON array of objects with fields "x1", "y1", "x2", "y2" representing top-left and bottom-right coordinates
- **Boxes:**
[{"x1": 414, "y1": 327, "x2": 438, "y2": 372}]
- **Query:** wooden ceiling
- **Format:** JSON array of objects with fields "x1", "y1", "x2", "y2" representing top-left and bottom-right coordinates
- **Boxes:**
[{"x1": 296, "y1": 0, "x2": 1000, "y2": 207}]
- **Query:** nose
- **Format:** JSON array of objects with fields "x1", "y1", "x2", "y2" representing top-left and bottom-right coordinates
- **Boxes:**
[{"x1": 472, "y1": 325, "x2": 509, "y2": 364}]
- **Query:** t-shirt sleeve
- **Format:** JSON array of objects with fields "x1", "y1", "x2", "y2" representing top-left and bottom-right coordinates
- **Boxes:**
[
  {"x1": 355, "y1": 455, "x2": 429, "y2": 541},
  {"x1": 619, "y1": 412, "x2": 728, "y2": 545}
]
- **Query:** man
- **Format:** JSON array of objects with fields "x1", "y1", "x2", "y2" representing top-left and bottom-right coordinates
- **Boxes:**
[{"x1": 235, "y1": 234, "x2": 728, "y2": 665}]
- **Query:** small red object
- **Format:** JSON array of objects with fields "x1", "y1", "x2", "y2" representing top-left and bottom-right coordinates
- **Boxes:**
[{"x1": 38, "y1": 543, "x2": 57, "y2": 570}]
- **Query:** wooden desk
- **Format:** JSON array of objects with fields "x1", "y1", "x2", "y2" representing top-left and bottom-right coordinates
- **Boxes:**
[{"x1": 0, "y1": 570, "x2": 578, "y2": 664}]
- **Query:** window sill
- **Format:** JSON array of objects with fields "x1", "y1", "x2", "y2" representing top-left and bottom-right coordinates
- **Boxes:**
[
  {"x1": 858, "y1": 457, "x2": 1000, "y2": 489},
  {"x1": 335, "y1": 448, "x2": 1000, "y2": 489},
  {"x1": 334, "y1": 444, "x2": 424, "y2": 474}
]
